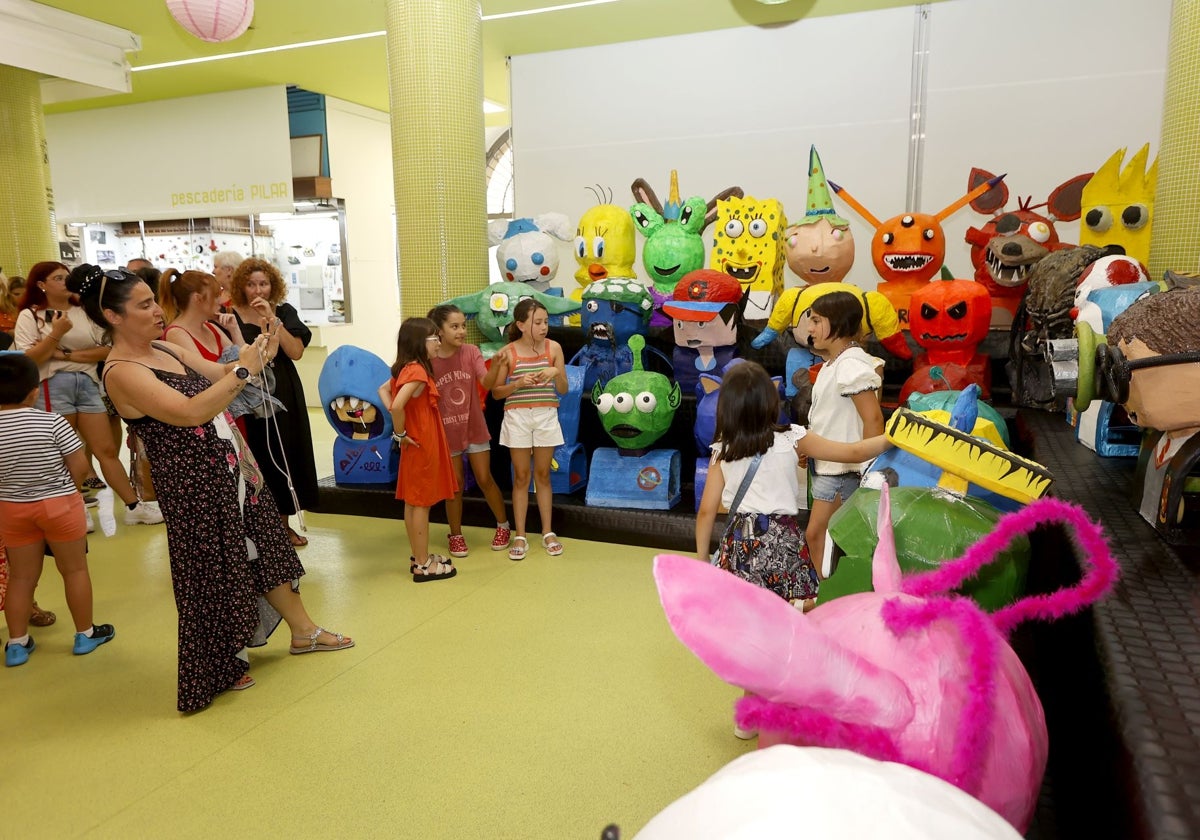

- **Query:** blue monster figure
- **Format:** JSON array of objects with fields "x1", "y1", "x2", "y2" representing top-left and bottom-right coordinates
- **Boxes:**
[
  {"x1": 867, "y1": 383, "x2": 1021, "y2": 512},
  {"x1": 317, "y1": 346, "x2": 398, "y2": 485},
  {"x1": 570, "y1": 277, "x2": 656, "y2": 392}
]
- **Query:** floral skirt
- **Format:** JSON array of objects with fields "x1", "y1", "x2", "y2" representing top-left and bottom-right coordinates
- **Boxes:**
[{"x1": 715, "y1": 512, "x2": 819, "y2": 602}]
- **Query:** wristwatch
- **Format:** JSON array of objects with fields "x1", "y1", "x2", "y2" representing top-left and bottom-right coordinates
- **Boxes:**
[
  {"x1": 62, "y1": 347, "x2": 72, "y2": 358},
  {"x1": 232, "y1": 365, "x2": 251, "y2": 380}
]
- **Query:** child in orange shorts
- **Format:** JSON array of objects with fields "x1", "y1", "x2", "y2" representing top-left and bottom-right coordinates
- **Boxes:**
[{"x1": 0, "y1": 353, "x2": 114, "y2": 666}]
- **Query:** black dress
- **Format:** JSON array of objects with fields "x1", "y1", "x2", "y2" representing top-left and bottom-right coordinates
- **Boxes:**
[
  {"x1": 235, "y1": 303, "x2": 319, "y2": 515},
  {"x1": 118, "y1": 355, "x2": 304, "y2": 712}
]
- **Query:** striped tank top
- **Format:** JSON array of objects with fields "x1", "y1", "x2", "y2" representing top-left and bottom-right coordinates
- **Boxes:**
[{"x1": 504, "y1": 343, "x2": 559, "y2": 410}]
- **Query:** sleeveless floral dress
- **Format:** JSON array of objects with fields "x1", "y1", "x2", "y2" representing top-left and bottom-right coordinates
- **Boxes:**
[{"x1": 121, "y1": 360, "x2": 304, "y2": 712}]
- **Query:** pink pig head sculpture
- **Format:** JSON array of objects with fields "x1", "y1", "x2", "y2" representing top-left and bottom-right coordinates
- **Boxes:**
[{"x1": 653, "y1": 484, "x2": 1117, "y2": 832}]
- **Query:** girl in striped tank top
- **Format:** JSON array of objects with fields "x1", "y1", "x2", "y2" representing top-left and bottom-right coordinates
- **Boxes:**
[{"x1": 484, "y1": 299, "x2": 567, "y2": 561}]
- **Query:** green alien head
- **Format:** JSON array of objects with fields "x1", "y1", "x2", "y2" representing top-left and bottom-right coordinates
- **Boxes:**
[
  {"x1": 591, "y1": 334, "x2": 682, "y2": 451},
  {"x1": 631, "y1": 196, "x2": 708, "y2": 295}
]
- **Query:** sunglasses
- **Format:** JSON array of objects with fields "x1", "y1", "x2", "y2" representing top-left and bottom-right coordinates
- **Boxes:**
[
  {"x1": 1096, "y1": 344, "x2": 1200, "y2": 405},
  {"x1": 92, "y1": 267, "x2": 137, "y2": 308}
]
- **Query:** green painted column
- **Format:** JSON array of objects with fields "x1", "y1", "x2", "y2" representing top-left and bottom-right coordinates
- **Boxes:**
[
  {"x1": 1150, "y1": 1, "x2": 1200, "y2": 278},
  {"x1": 384, "y1": 0, "x2": 488, "y2": 320},
  {"x1": 0, "y1": 66, "x2": 56, "y2": 277}
]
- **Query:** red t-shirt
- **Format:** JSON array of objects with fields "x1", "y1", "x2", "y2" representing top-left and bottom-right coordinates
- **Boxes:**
[{"x1": 429, "y1": 344, "x2": 491, "y2": 454}]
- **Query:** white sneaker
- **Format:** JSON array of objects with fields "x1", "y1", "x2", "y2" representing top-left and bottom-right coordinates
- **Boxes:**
[
  {"x1": 124, "y1": 500, "x2": 164, "y2": 526},
  {"x1": 96, "y1": 488, "x2": 117, "y2": 536},
  {"x1": 85, "y1": 509, "x2": 95, "y2": 534}
]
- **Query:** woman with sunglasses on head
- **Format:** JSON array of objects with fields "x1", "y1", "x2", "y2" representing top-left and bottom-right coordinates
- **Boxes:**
[
  {"x1": 71, "y1": 265, "x2": 352, "y2": 711},
  {"x1": 13, "y1": 262, "x2": 163, "y2": 527}
]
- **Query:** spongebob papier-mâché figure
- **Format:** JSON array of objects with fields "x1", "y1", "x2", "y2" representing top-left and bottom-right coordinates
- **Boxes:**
[
  {"x1": 1079, "y1": 144, "x2": 1158, "y2": 267},
  {"x1": 754, "y1": 146, "x2": 910, "y2": 395},
  {"x1": 709, "y1": 194, "x2": 787, "y2": 321}
]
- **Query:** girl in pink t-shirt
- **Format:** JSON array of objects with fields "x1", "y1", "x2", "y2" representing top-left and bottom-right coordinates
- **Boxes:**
[{"x1": 427, "y1": 305, "x2": 510, "y2": 558}]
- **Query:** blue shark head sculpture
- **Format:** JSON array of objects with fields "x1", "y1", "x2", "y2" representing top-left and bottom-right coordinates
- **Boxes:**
[{"x1": 318, "y1": 346, "x2": 393, "y2": 441}]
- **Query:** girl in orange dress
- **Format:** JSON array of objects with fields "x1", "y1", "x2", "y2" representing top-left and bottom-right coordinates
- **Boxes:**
[{"x1": 383, "y1": 318, "x2": 459, "y2": 582}]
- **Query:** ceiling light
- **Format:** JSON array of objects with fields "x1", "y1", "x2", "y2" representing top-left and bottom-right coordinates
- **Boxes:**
[{"x1": 132, "y1": 0, "x2": 623, "y2": 73}]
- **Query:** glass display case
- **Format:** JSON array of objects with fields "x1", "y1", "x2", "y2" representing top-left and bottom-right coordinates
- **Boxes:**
[{"x1": 73, "y1": 198, "x2": 351, "y2": 327}]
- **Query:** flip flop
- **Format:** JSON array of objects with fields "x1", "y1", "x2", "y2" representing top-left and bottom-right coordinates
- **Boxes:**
[
  {"x1": 230, "y1": 673, "x2": 255, "y2": 691},
  {"x1": 287, "y1": 527, "x2": 309, "y2": 547}
]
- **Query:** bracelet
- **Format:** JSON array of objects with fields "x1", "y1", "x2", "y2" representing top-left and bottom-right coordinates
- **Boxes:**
[{"x1": 392, "y1": 430, "x2": 406, "y2": 442}]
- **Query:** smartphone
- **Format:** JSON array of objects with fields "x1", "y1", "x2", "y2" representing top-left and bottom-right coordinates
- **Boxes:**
[{"x1": 43, "y1": 310, "x2": 62, "y2": 325}]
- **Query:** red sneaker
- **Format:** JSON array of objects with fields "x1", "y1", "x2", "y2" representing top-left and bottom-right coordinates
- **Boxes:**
[
  {"x1": 491, "y1": 526, "x2": 512, "y2": 551},
  {"x1": 448, "y1": 534, "x2": 469, "y2": 558}
]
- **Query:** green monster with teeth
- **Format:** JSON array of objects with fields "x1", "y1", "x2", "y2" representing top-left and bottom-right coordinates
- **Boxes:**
[{"x1": 592, "y1": 335, "x2": 682, "y2": 454}]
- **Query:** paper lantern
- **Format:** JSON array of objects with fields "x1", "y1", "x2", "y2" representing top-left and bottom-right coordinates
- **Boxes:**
[{"x1": 166, "y1": 0, "x2": 254, "y2": 43}]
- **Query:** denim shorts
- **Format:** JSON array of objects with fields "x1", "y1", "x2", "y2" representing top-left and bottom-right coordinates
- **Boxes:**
[
  {"x1": 45, "y1": 371, "x2": 107, "y2": 415},
  {"x1": 810, "y1": 472, "x2": 862, "y2": 503},
  {"x1": 451, "y1": 441, "x2": 492, "y2": 458}
]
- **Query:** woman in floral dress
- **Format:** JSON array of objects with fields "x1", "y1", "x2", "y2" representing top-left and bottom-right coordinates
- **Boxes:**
[{"x1": 71, "y1": 265, "x2": 353, "y2": 712}]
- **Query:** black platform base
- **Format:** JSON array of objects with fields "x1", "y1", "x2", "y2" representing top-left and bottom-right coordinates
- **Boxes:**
[{"x1": 314, "y1": 475, "x2": 697, "y2": 552}]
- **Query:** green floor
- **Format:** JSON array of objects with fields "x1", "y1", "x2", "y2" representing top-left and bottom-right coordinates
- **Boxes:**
[{"x1": 7, "y1": 506, "x2": 750, "y2": 838}]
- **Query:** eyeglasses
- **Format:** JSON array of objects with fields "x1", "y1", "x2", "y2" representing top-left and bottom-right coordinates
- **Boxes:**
[{"x1": 1096, "y1": 344, "x2": 1200, "y2": 405}]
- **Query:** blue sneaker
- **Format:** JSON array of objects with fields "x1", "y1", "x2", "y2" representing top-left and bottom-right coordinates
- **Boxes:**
[
  {"x1": 73, "y1": 624, "x2": 115, "y2": 655},
  {"x1": 5, "y1": 637, "x2": 35, "y2": 667}
]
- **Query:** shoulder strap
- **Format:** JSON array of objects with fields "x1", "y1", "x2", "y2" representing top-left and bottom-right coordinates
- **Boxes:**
[{"x1": 727, "y1": 452, "x2": 764, "y2": 516}]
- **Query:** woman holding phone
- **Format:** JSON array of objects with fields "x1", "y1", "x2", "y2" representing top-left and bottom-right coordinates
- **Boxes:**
[{"x1": 14, "y1": 262, "x2": 163, "y2": 526}]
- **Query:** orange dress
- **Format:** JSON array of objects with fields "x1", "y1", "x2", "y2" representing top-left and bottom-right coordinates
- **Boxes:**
[{"x1": 391, "y1": 362, "x2": 458, "y2": 507}]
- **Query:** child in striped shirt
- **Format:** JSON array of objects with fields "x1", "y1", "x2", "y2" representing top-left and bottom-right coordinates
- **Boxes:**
[
  {"x1": 0, "y1": 353, "x2": 115, "y2": 666},
  {"x1": 485, "y1": 299, "x2": 568, "y2": 561}
]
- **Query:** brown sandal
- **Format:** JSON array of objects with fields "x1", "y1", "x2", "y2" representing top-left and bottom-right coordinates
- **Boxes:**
[
  {"x1": 29, "y1": 602, "x2": 57, "y2": 627},
  {"x1": 287, "y1": 527, "x2": 308, "y2": 547}
]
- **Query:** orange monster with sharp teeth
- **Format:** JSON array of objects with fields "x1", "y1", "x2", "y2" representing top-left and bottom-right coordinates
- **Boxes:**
[{"x1": 830, "y1": 175, "x2": 1004, "y2": 328}]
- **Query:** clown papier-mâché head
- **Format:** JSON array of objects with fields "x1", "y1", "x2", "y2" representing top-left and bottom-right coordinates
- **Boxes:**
[
  {"x1": 785, "y1": 146, "x2": 855, "y2": 286},
  {"x1": 592, "y1": 334, "x2": 682, "y2": 452},
  {"x1": 488, "y1": 213, "x2": 573, "y2": 292}
]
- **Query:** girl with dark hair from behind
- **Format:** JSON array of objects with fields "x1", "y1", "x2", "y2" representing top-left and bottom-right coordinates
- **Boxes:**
[
  {"x1": 380, "y1": 317, "x2": 459, "y2": 582},
  {"x1": 696, "y1": 360, "x2": 890, "y2": 738}
]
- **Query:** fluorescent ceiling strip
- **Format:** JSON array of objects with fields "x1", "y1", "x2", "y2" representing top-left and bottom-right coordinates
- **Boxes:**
[{"x1": 131, "y1": 0, "x2": 622, "y2": 72}]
